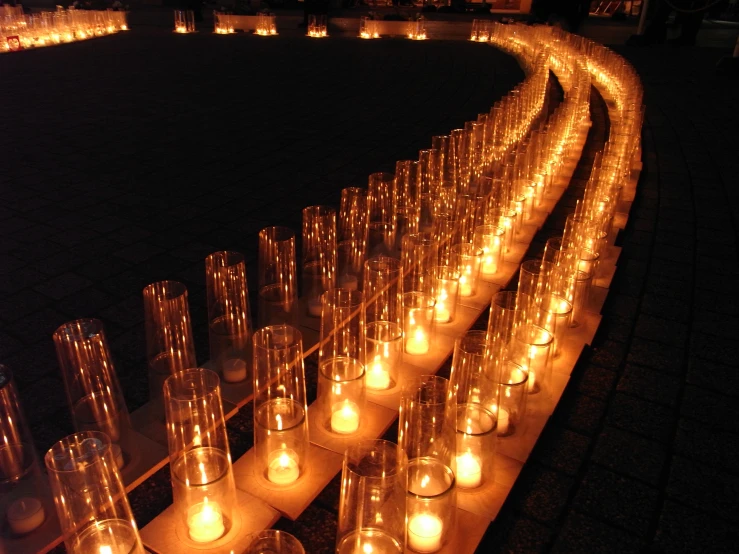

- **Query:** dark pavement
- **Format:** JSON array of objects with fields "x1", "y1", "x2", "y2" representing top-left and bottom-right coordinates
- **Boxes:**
[{"x1": 1, "y1": 19, "x2": 738, "y2": 553}]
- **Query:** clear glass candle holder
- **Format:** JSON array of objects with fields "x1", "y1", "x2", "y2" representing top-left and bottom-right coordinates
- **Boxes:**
[
  {"x1": 164, "y1": 369, "x2": 237, "y2": 545},
  {"x1": 245, "y1": 530, "x2": 305, "y2": 553},
  {"x1": 258, "y1": 226, "x2": 298, "y2": 327},
  {"x1": 534, "y1": 293, "x2": 572, "y2": 358},
  {"x1": 253, "y1": 326, "x2": 309, "y2": 488},
  {"x1": 511, "y1": 325, "x2": 553, "y2": 397},
  {"x1": 401, "y1": 232, "x2": 438, "y2": 295},
  {"x1": 431, "y1": 266, "x2": 460, "y2": 324},
  {"x1": 143, "y1": 280, "x2": 197, "y2": 402},
  {"x1": 317, "y1": 289, "x2": 366, "y2": 436},
  {"x1": 206, "y1": 251, "x2": 252, "y2": 384},
  {"x1": 402, "y1": 293, "x2": 436, "y2": 357},
  {"x1": 338, "y1": 187, "x2": 369, "y2": 291},
  {"x1": 497, "y1": 360, "x2": 528, "y2": 438},
  {"x1": 473, "y1": 225, "x2": 504, "y2": 277},
  {"x1": 53, "y1": 319, "x2": 130, "y2": 449},
  {"x1": 450, "y1": 244, "x2": 483, "y2": 298},
  {"x1": 1, "y1": 365, "x2": 48, "y2": 538},
  {"x1": 336, "y1": 440, "x2": 407, "y2": 554},
  {"x1": 450, "y1": 331, "x2": 498, "y2": 490},
  {"x1": 568, "y1": 269, "x2": 592, "y2": 328},
  {"x1": 367, "y1": 172, "x2": 397, "y2": 258},
  {"x1": 399, "y1": 376, "x2": 456, "y2": 553},
  {"x1": 486, "y1": 207, "x2": 516, "y2": 255},
  {"x1": 45, "y1": 431, "x2": 143, "y2": 554},
  {"x1": 302, "y1": 206, "x2": 337, "y2": 318}
]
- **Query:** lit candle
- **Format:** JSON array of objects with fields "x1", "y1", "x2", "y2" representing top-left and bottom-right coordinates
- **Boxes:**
[
  {"x1": 7, "y1": 497, "x2": 45, "y2": 535},
  {"x1": 338, "y1": 274, "x2": 358, "y2": 291},
  {"x1": 267, "y1": 449, "x2": 300, "y2": 485},
  {"x1": 187, "y1": 498, "x2": 225, "y2": 543},
  {"x1": 366, "y1": 357, "x2": 391, "y2": 391},
  {"x1": 331, "y1": 400, "x2": 360, "y2": 435},
  {"x1": 497, "y1": 408, "x2": 510, "y2": 435},
  {"x1": 222, "y1": 358, "x2": 247, "y2": 383},
  {"x1": 405, "y1": 327, "x2": 430, "y2": 356},
  {"x1": 459, "y1": 274, "x2": 473, "y2": 297},
  {"x1": 407, "y1": 513, "x2": 443, "y2": 553},
  {"x1": 455, "y1": 451, "x2": 482, "y2": 489}
]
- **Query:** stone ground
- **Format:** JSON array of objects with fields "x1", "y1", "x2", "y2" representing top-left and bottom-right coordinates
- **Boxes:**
[{"x1": 1, "y1": 18, "x2": 738, "y2": 554}]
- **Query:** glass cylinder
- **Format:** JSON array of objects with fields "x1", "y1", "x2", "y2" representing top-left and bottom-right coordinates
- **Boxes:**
[
  {"x1": 53, "y1": 319, "x2": 130, "y2": 450},
  {"x1": 449, "y1": 332, "x2": 497, "y2": 490},
  {"x1": 401, "y1": 232, "x2": 438, "y2": 296},
  {"x1": 164, "y1": 369, "x2": 236, "y2": 544},
  {"x1": 338, "y1": 187, "x2": 368, "y2": 291},
  {"x1": 569, "y1": 269, "x2": 592, "y2": 328},
  {"x1": 473, "y1": 225, "x2": 504, "y2": 277},
  {"x1": 534, "y1": 293, "x2": 572, "y2": 358},
  {"x1": 302, "y1": 206, "x2": 337, "y2": 318},
  {"x1": 258, "y1": 226, "x2": 298, "y2": 327},
  {"x1": 245, "y1": 530, "x2": 305, "y2": 553},
  {"x1": 317, "y1": 289, "x2": 366, "y2": 435},
  {"x1": 510, "y1": 325, "x2": 553, "y2": 397},
  {"x1": 398, "y1": 376, "x2": 456, "y2": 553},
  {"x1": 206, "y1": 251, "x2": 252, "y2": 384},
  {"x1": 364, "y1": 257, "x2": 403, "y2": 392},
  {"x1": 45, "y1": 431, "x2": 143, "y2": 553},
  {"x1": 1, "y1": 365, "x2": 48, "y2": 538},
  {"x1": 497, "y1": 361, "x2": 528, "y2": 438},
  {"x1": 402, "y1": 293, "x2": 435, "y2": 357},
  {"x1": 252, "y1": 326, "x2": 309, "y2": 488},
  {"x1": 367, "y1": 172, "x2": 397, "y2": 258},
  {"x1": 336, "y1": 440, "x2": 407, "y2": 554},
  {"x1": 431, "y1": 266, "x2": 459, "y2": 324},
  {"x1": 450, "y1": 244, "x2": 483, "y2": 298},
  {"x1": 143, "y1": 281, "x2": 197, "y2": 402}
]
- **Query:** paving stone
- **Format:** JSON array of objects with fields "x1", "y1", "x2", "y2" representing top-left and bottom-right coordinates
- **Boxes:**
[
  {"x1": 641, "y1": 292, "x2": 691, "y2": 323},
  {"x1": 586, "y1": 339, "x2": 627, "y2": 370},
  {"x1": 513, "y1": 465, "x2": 575, "y2": 524},
  {"x1": 693, "y1": 288, "x2": 739, "y2": 317},
  {"x1": 592, "y1": 425, "x2": 667, "y2": 486},
  {"x1": 33, "y1": 272, "x2": 93, "y2": 301},
  {"x1": 627, "y1": 336, "x2": 686, "y2": 374},
  {"x1": 569, "y1": 361, "x2": 617, "y2": 400},
  {"x1": 617, "y1": 363, "x2": 681, "y2": 407},
  {"x1": 667, "y1": 455, "x2": 739, "y2": 523},
  {"x1": 551, "y1": 511, "x2": 647, "y2": 554},
  {"x1": 690, "y1": 330, "x2": 739, "y2": 367},
  {"x1": 686, "y1": 357, "x2": 739, "y2": 398},
  {"x1": 680, "y1": 384, "x2": 739, "y2": 433},
  {"x1": 654, "y1": 499, "x2": 736, "y2": 554},
  {"x1": 606, "y1": 392, "x2": 676, "y2": 444},
  {"x1": 571, "y1": 464, "x2": 659, "y2": 538},
  {"x1": 530, "y1": 424, "x2": 591, "y2": 477},
  {"x1": 674, "y1": 417, "x2": 739, "y2": 473},
  {"x1": 0, "y1": 289, "x2": 54, "y2": 322},
  {"x1": 553, "y1": 391, "x2": 607, "y2": 436},
  {"x1": 604, "y1": 293, "x2": 639, "y2": 321},
  {"x1": 480, "y1": 510, "x2": 553, "y2": 554}
]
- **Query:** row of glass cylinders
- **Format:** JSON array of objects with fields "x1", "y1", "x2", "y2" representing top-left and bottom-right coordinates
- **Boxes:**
[
  {"x1": 0, "y1": 23, "x2": 642, "y2": 554},
  {"x1": 1, "y1": 6, "x2": 127, "y2": 51},
  {"x1": 358, "y1": 16, "x2": 427, "y2": 40}
]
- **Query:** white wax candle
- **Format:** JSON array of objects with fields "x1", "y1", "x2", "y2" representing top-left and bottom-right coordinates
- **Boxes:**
[
  {"x1": 308, "y1": 298, "x2": 322, "y2": 317},
  {"x1": 366, "y1": 359, "x2": 391, "y2": 391},
  {"x1": 455, "y1": 451, "x2": 482, "y2": 489},
  {"x1": 331, "y1": 401, "x2": 360, "y2": 435},
  {"x1": 222, "y1": 358, "x2": 247, "y2": 383},
  {"x1": 111, "y1": 443, "x2": 125, "y2": 469},
  {"x1": 482, "y1": 256, "x2": 496, "y2": 275},
  {"x1": 187, "y1": 499, "x2": 225, "y2": 543},
  {"x1": 459, "y1": 276, "x2": 473, "y2": 297},
  {"x1": 267, "y1": 450, "x2": 300, "y2": 485},
  {"x1": 405, "y1": 328, "x2": 430, "y2": 356},
  {"x1": 497, "y1": 408, "x2": 510, "y2": 435},
  {"x1": 7, "y1": 497, "x2": 45, "y2": 535},
  {"x1": 407, "y1": 513, "x2": 443, "y2": 553},
  {"x1": 338, "y1": 274, "x2": 358, "y2": 291},
  {"x1": 434, "y1": 302, "x2": 451, "y2": 323}
]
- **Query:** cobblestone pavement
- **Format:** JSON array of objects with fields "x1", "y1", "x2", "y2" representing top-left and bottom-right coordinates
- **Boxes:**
[{"x1": 2, "y1": 24, "x2": 738, "y2": 553}]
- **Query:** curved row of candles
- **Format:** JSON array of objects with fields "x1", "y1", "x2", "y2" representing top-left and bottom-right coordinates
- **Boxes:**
[
  {"x1": 0, "y1": 22, "x2": 642, "y2": 554},
  {"x1": 1, "y1": 6, "x2": 127, "y2": 52}
]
